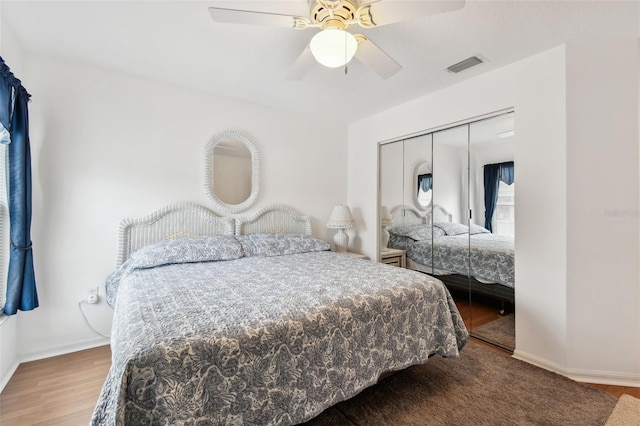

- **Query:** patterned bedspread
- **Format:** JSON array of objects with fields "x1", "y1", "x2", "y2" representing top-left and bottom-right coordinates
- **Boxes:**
[
  {"x1": 92, "y1": 246, "x2": 468, "y2": 425},
  {"x1": 390, "y1": 233, "x2": 515, "y2": 287}
]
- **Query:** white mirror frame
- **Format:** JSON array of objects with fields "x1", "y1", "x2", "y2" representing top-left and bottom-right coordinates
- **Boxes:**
[
  {"x1": 204, "y1": 130, "x2": 260, "y2": 214},
  {"x1": 413, "y1": 161, "x2": 432, "y2": 212}
]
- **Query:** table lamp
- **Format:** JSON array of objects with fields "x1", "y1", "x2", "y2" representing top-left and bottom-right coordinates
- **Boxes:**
[
  {"x1": 326, "y1": 205, "x2": 356, "y2": 253},
  {"x1": 380, "y1": 205, "x2": 393, "y2": 250}
]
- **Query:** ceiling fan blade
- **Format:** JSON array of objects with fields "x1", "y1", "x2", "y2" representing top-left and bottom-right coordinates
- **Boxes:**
[
  {"x1": 208, "y1": 7, "x2": 309, "y2": 29},
  {"x1": 354, "y1": 36, "x2": 402, "y2": 79},
  {"x1": 287, "y1": 46, "x2": 316, "y2": 80},
  {"x1": 358, "y1": 0, "x2": 465, "y2": 27}
]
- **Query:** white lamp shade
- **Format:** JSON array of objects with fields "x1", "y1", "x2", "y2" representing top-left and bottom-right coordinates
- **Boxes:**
[
  {"x1": 380, "y1": 205, "x2": 392, "y2": 227},
  {"x1": 327, "y1": 205, "x2": 356, "y2": 229},
  {"x1": 309, "y1": 29, "x2": 358, "y2": 68}
]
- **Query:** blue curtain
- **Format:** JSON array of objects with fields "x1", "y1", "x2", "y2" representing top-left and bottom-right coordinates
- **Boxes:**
[
  {"x1": 500, "y1": 161, "x2": 515, "y2": 185},
  {"x1": 0, "y1": 57, "x2": 38, "y2": 315},
  {"x1": 417, "y1": 173, "x2": 432, "y2": 194},
  {"x1": 484, "y1": 161, "x2": 515, "y2": 233},
  {"x1": 483, "y1": 164, "x2": 500, "y2": 232}
]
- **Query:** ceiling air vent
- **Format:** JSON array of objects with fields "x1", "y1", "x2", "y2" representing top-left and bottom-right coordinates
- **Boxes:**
[{"x1": 447, "y1": 56, "x2": 484, "y2": 74}]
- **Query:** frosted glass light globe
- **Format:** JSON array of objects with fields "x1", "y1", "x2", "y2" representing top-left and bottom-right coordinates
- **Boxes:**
[{"x1": 309, "y1": 29, "x2": 357, "y2": 68}]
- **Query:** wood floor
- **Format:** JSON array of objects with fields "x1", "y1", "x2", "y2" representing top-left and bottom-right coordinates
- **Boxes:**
[
  {"x1": 0, "y1": 300, "x2": 638, "y2": 425},
  {"x1": 0, "y1": 345, "x2": 111, "y2": 425}
]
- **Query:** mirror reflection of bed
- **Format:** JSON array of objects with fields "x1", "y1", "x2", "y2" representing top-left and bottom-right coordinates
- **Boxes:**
[{"x1": 379, "y1": 111, "x2": 515, "y2": 352}]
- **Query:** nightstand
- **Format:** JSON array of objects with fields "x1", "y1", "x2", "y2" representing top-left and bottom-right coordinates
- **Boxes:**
[
  {"x1": 341, "y1": 251, "x2": 370, "y2": 260},
  {"x1": 380, "y1": 248, "x2": 406, "y2": 268}
]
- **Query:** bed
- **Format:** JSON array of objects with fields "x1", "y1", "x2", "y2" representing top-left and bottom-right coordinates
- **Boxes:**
[
  {"x1": 91, "y1": 203, "x2": 468, "y2": 425},
  {"x1": 387, "y1": 205, "x2": 515, "y2": 306}
]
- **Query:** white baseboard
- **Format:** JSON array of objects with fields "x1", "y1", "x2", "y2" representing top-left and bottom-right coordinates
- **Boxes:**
[
  {"x1": 514, "y1": 349, "x2": 640, "y2": 388},
  {"x1": 513, "y1": 349, "x2": 568, "y2": 376},
  {"x1": 566, "y1": 367, "x2": 640, "y2": 388},
  {"x1": 0, "y1": 360, "x2": 19, "y2": 394},
  {"x1": 19, "y1": 337, "x2": 110, "y2": 364}
]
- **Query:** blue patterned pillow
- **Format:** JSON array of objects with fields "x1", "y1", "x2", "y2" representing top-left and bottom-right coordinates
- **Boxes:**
[
  {"x1": 242, "y1": 233, "x2": 330, "y2": 257},
  {"x1": 433, "y1": 222, "x2": 491, "y2": 236},
  {"x1": 235, "y1": 235, "x2": 257, "y2": 257},
  {"x1": 388, "y1": 224, "x2": 445, "y2": 241},
  {"x1": 433, "y1": 222, "x2": 469, "y2": 236},
  {"x1": 128, "y1": 235, "x2": 243, "y2": 268},
  {"x1": 470, "y1": 224, "x2": 490, "y2": 235}
]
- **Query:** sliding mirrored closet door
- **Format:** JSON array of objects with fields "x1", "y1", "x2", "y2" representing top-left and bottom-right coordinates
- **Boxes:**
[
  {"x1": 431, "y1": 124, "x2": 471, "y2": 329},
  {"x1": 379, "y1": 134, "x2": 434, "y2": 274},
  {"x1": 468, "y1": 113, "x2": 515, "y2": 350},
  {"x1": 378, "y1": 110, "x2": 515, "y2": 351}
]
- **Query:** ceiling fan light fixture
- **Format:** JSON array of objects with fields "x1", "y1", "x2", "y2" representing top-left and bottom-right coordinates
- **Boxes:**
[{"x1": 309, "y1": 28, "x2": 357, "y2": 68}]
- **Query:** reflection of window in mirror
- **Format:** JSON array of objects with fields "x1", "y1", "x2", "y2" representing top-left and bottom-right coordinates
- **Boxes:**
[
  {"x1": 413, "y1": 161, "x2": 432, "y2": 211},
  {"x1": 494, "y1": 181, "x2": 514, "y2": 236},
  {"x1": 416, "y1": 173, "x2": 432, "y2": 207}
]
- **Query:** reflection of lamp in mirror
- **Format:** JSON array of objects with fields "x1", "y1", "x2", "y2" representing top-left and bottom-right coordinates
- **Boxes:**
[
  {"x1": 380, "y1": 205, "x2": 393, "y2": 250},
  {"x1": 326, "y1": 205, "x2": 356, "y2": 253}
]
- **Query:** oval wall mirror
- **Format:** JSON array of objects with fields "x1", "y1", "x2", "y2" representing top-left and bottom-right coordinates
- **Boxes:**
[
  {"x1": 205, "y1": 131, "x2": 260, "y2": 214},
  {"x1": 413, "y1": 161, "x2": 433, "y2": 211}
]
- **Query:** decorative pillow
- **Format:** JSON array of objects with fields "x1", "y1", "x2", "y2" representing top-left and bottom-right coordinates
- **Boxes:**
[
  {"x1": 433, "y1": 222, "x2": 491, "y2": 236},
  {"x1": 235, "y1": 235, "x2": 257, "y2": 257},
  {"x1": 242, "y1": 233, "x2": 330, "y2": 257},
  {"x1": 128, "y1": 235, "x2": 243, "y2": 268},
  {"x1": 387, "y1": 224, "x2": 445, "y2": 241},
  {"x1": 469, "y1": 224, "x2": 490, "y2": 235},
  {"x1": 433, "y1": 222, "x2": 470, "y2": 236}
]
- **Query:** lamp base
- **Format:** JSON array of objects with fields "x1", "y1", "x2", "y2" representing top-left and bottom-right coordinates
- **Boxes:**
[
  {"x1": 381, "y1": 226, "x2": 390, "y2": 250},
  {"x1": 333, "y1": 228, "x2": 349, "y2": 253}
]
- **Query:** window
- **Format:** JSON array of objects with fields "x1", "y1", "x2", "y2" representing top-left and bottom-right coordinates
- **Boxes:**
[
  {"x1": 416, "y1": 172, "x2": 432, "y2": 208},
  {"x1": 494, "y1": 180, "x2": 514, "y2": 236},
  {"x1": 417, "y1": 187, "x2": 432, "y2": 207}
]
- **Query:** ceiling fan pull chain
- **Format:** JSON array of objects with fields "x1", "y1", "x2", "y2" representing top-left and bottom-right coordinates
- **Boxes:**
[{"x1": 344, "y1": 27, "x2": 348, "y2": 74}]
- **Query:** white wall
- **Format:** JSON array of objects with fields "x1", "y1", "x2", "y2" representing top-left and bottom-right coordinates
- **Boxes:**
[
  {"x1": 565, "y1": 39, "x2": 640, "y2": 379},
  {"x1": 15, "y1": 52, "x2": 348, "y2": 360},
  {"x1": 513, "y1": 46, "x2": 569, "y2": 371},
  {"x1": 348, "y1": 41, "x2": 640, "y2": 384}
]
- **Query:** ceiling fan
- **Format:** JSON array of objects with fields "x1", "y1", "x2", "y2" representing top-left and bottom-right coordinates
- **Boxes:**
[{"x1": 208, "y1": 0, "x2": 465, "y2": 79}]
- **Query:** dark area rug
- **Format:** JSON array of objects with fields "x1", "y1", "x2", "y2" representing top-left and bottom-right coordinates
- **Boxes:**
[
  {"x1": 303, "y1": 342, "x2": 617, "y2": 426},
  {"x1": 472, "y1": 313, "x2": 516, "y2": 351}
]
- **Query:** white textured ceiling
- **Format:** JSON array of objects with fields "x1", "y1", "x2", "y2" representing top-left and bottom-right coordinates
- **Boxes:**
[{"x1": 2, "y1": 0, "x2": 638, "y2": 124}]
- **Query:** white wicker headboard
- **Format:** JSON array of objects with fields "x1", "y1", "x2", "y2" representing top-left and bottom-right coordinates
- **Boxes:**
[
  {"x1": 116, "y1": 203, "x2": 313, "y2": 266},
  {"x1": 116, "y1": 202, "x2": 234, "y2": 267},
  {"x1": 390, "y1": 205, "x2": 426, "y2": 226},
  {"x1": 429, "y1": 205, "x2": 453, "y2": 223},
  {"x1": 236, "y1": 204, "x2": 312, "y2": 236},
  {"x1": 390, "y1": 204, "x2": 453, "y2": 227}
]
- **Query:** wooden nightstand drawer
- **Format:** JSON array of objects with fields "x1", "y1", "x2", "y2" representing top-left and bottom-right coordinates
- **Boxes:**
[
  {"x1": 382, "y1": 257, "x2": 402, "y2": 267},
  {"x1": 380, "y1": 249, "x2": 406, "y2": 268}
]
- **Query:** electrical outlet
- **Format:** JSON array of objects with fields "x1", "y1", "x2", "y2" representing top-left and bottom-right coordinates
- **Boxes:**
[{"x1": 87, "y1": 286, "x2": 99, "y2": 304}]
